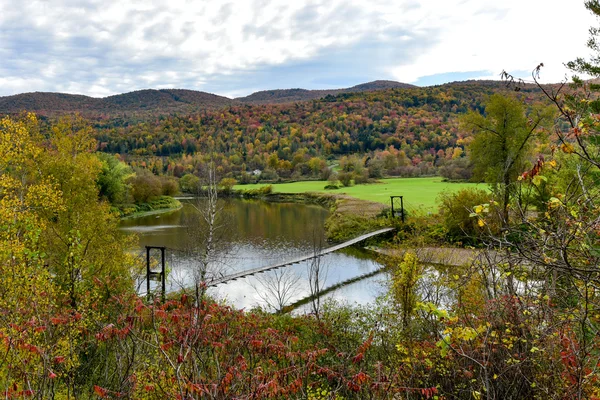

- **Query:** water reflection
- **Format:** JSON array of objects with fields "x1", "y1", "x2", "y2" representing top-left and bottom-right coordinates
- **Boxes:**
[{"x1": 121, "y1": 198, "x2": 387, "y2": 311}]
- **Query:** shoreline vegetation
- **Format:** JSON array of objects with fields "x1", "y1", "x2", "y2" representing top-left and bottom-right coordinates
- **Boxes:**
[
  {"x1": 233, "y1": 176, "x2": 480, "y2": 211},
  {"x1": 118, "y1": 195, "x2": 182, "y2": 219}
]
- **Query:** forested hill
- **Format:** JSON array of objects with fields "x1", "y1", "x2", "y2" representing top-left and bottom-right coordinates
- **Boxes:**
[
  {"x1": 1, "y1": 79, "x2": 552, "y2": 181},
  {"x1": 0, "y1": 80, "x2": 416, "y2": 116},
  {"x1": 0, "y1": 89, "x2": 235, "y2": 117},
  {"x1": 87, "y1": 79, "x2": 549, "y2": 180},
  {"x1": 235, "y1": 80, "x2": 417, "y2": 104}
]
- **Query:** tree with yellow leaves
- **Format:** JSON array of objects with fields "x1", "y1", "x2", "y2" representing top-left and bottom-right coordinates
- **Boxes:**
[
  {"x1": 39, "y1": 115, "x2": 136, "y2": 310},
  {"x1": 0, "y1": 114, "x2": 139, "y2": 396}
]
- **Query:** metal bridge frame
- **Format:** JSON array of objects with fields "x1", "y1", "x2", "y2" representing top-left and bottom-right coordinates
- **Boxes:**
[
  {"x1": 207, "y1": 227, "x2": 395, "y2": 287},
  {"x1": 146, "y1": 246, "x2": 166, "y2": 302},
  {"x1": 390, "y1": 196, "x2": 405, "y2": 223}
]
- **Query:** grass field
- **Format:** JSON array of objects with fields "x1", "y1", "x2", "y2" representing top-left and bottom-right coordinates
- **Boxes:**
[{"x1": 235, "y1": 177, "x2": 482, "y2": 211}]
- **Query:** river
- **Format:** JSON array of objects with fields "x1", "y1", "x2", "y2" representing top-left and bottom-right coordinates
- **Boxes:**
[{"x1": 120, "y1": 198, "x2": 388, "y2": 312}]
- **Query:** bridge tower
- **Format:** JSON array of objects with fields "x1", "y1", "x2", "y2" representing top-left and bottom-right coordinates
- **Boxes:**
[
  {"x1": 145, "y1": 246, "x2": 166, "y2": 302},
  {"x1": 390, "y1": 196, "x2": 405, "y2": 223}
]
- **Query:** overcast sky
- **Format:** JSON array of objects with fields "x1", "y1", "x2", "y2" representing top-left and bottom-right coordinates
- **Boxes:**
[{"x1": 0, "y1": 0, "x2": 596, "y2": 98}]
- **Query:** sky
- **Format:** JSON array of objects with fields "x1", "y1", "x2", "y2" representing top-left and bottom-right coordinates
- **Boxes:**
[{"x1": 0, "y1": 0, "x2": 597, "y2": 98}]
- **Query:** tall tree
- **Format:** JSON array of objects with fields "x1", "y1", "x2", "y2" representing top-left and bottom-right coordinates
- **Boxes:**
[
  {"x1": 183, "y1": 163, "x2": 233, "y2": 302},
  {"x1": 40, "y1": 115, "x2": 136, "y2": 309},
  {"x1": 462, "y1": 94, "x2": 552, "y2": 224},
  {"x1": 0, "y1": 114, "x2": 138, "y2": 396}
]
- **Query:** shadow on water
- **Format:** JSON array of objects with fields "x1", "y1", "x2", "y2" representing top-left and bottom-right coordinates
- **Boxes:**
[{"x1": 287, "y1": 267, "x2": 387, "y2": 312}]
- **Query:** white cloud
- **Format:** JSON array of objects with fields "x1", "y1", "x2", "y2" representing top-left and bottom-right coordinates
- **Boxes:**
[
  {"x1": 0, "y1": 0, "x2": 597, "y2": 97},
  {"x1": 390, "y1": 0, "x2": 597, "y2": 84}
]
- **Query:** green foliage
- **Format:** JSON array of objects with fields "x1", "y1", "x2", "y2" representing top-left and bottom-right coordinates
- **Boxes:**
[
  {"x1": 0, "y1": 114, "x2": 140, "y2": 396},
  {"x1": 367, "y1": 159, "x2": 385, "y2": 178},
  {"x1": 325, "y1": 212, "x2": 392, "y2": 242},
  {"x1": 353, "y1": 170, "x2": 370, "y2": 184},
  {"x1": 237, "y1": 184, "x2": 273, "y2": 198},
  {"x1": 120, "y1": 195, "x2": 181, "y2": 218},
  {"x1": 218, "y1": 177, "x2": 237, "y2": 193},
  {"x1": 567, "y1": 0, "x2": 600, "y2": 77},
  {"x1": 128, "y1": 171, "x2": 162, "y2": 203},
  {"x1": 96, "y1": 152, "x2": 133, "y2": 204},
  {"x1": 40, "y1": 115, "x2": 135, "y2": 308},
  {"x1": 462, "y1": 94, "x2": 552, "y2": 223},
  {"x1": 327, "y1": 172, "x2": 339, "y2": 187},
  {"x1": 339, "y1": 155, "x2": 364, "y2": 174},
  {"x1": 438, "y1": 188, "x2": 493, "y2": 244},
  {"x1": 438, "y1": 156, "x2": 473, "y2": 181},
  {"x1": 465, "y1": 95, "x2": 541, "y2": 183},
  {"x1": 259, "y1": 168, "x2": 279, "y2": 181},
  {"x1": 391, "y1": 252, "x2": 423, "y2": 328},
  {"x1": 160, "y1": 176, "x2": 179, "y2": 196},
  {"x1": 179, "y1": 172, "x2": 200, "y2": 193},
  {"x1": 337, "y1": 171, "x2": 354, "y2": 187}
]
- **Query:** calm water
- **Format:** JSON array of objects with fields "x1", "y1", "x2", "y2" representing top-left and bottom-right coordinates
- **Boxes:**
[{"x1": 120, "y1": 198, "x2": 388, "y2": 311}]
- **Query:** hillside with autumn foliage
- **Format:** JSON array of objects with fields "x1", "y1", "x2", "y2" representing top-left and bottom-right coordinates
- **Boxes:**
[
  {"x1": 1, "y1": 79, "x2": 554, "y2": 185},
  {"x1": 81, "y1": 80, "x2": 548, "y2": 182},
  {"x1": 0, "y1": 89, "x2": 236, "y2": 117},
  {"x1": 235, "y1": 80, "x2": 417, "y2": 104}
]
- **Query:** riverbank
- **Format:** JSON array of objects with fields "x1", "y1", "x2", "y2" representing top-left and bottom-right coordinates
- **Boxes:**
[
  {"x1": 119, "y1": 196, "x2": 182, "y2": 219},
  {"x1": 370, "y1": 246, "x2": 499, "y2": 266},
  {"x1": 260, "y1": 192, "x2": 386, "y2": 218}
]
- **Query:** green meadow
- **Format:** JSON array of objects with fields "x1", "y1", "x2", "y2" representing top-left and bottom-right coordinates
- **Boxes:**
[{"x1": 235, "y1": 177, "x2": 482, "y2": 211}]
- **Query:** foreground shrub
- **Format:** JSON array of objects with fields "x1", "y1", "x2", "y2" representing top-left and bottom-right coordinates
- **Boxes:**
[{"x1": 438, "y1": 187, "x2": 493, "y2": 244}]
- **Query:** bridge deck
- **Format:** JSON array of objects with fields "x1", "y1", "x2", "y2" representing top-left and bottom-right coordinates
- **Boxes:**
[{"x1": 207, "y1": 227, "x2": 394, "y2": 287}]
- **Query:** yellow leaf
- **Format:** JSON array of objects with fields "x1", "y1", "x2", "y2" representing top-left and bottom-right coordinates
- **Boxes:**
[{"x1": 561, "y1": 143, "x2": 575, "y2": 154}]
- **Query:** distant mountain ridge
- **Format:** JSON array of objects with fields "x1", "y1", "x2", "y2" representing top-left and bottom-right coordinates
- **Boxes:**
[
  {"x1": 0, "y1": 80, "x2": 417, "y2": 116},
  {"x1": 0, "y1": 89, "x2": 235, "y2": 116},
  {"x1": 0, "y1": 79, "x2": 551, "y2": 117},
  {"x1": 235, "y1": 80, "x2": 417, "y2": 104}
]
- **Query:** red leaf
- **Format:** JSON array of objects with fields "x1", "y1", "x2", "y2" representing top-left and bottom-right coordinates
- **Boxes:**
[
  {"x1": 352, "y1": 352, "x2": 364, "y2": 364},
  {"x1": 93, "y1": 385, "x2": 108, "y2": 398}
]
